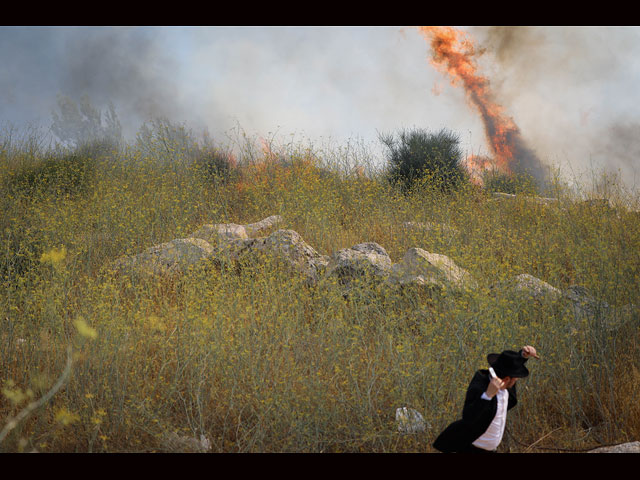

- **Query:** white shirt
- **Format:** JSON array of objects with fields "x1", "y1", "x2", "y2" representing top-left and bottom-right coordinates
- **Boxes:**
[{"x1": 472, "y1": 388, "x2": 509, "y2": 451}]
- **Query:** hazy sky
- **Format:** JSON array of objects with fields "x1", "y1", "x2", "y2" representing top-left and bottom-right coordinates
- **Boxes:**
[{"x1": 1, "y1": 26, "x2": 639, "y2": 190}]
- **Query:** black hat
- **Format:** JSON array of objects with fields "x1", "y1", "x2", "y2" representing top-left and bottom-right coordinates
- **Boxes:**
[{"x1": 487, "y1": 350, "x2": 529, "y2": 378}]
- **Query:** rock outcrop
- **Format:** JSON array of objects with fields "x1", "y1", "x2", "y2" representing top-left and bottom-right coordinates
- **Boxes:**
[
  {"x1": 387, "y1": 247, "x2": 477, "y2": 291},
  {"x1": 237, "y1": 229, "x2": 329, "y2": 285},
  {"x1": 243, "y1": 214, "x2": 283, "y2": 236},
  {"x1": 325, "y1": 242, "x2": 393, "y2": 285},
  {"x1": 502, "y1": 273, "x2": 562, "y2": 301},
  {"x1": 190, "y1": 223, "x2": 248, "y2": 245},
  {"x1": 160, "y1": 432, "x2": 212, "y2": 453},
  {"x1": 112, "y1": 237, "x2": 215, "y2": 275},
  {"x1": 587, "y1": 441, "x2": 640, "y2": 453}
]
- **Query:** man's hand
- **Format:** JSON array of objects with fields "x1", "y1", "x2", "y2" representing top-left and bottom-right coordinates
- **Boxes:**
[
  {"x1": 486, "y1": 376, "x2": 505, "y2": 398},
  {"x1": 522, "y1": 345, "x2": 539, "y2": 359}
]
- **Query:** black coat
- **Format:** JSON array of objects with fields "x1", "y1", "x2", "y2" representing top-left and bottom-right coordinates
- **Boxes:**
[{"x1": 432, "y1": 369, "x2": 519, "y2": 453}]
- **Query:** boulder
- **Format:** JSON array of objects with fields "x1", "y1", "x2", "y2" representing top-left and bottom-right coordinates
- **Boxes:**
[
  {"x1": 388, "y1": 247, "x2": 477, "y2": 290},
  {"x1": 507, "y1": 273, "x2": 562, "y2": 301},
  {"x1": 190, "y1": 223, "x2": 248, "y2": 245},
  {"x1": 239, "y1": 229, "x2": 329, "y2": 285},
  {"x1": 244, "y1": 215, "x2": 283, "y2": 236},
  {"x1": 587, "y1": 441, "x2": 640, "y2": 453},
  {"x1": 161, "y1": 432, "x2": 212, "y2": 453},
  {"x1": 112, "y1": 237, "x2": 215, "y2": 275},
  {"x1": 396, "y1": 407, "x2": 428, "y2": 434},
  {"x1": 563, "y1": 285, "x2": 609, "y2": 318},
  {"x1": 325, "y1": 242, "x2": 393, "y2": 284}
]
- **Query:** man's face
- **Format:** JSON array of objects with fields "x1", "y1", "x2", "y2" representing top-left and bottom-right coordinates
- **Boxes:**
[{"x1": 502, "y1": 376, "x2": 518, "y2": 389}]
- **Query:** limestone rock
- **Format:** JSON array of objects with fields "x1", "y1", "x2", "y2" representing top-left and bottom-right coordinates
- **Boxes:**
[
  {"x1": 244, "y1": 215, "x2": 283, "y2": 236},
  {"x1": 190, "y1": 223, "x2": 248, "y2": 245},
  {"x1": 587, "y1": 441, "x2": 640, "y2": 453},
  {"x1": 325, "y1": 242, "x2": 392, "y2": 283},
  {"x1": 240, "y1": 229, "x2": 329, "y2": 285},
  {"x1": 563, "y1": 285, "x2": 609, "y2": 318},
  {"x1": 388, "y1": 247, "x2": 477, "y2": 290},
  {"x1": 161, "y1": 432, "x2": 212, "y2": 453},
  {"x1": 112, "y1": 237, "x2": 214, "y2": 275},
  {"x1": 396, "y1": 407, "x2": 428, "y2": 434},
  {"x1": 508, "y1": 273, "x2": 562, "y2": 301}
]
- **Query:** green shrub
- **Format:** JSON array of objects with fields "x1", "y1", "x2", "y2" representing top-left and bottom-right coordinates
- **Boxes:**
[{"x1": 380, "y1": 127, "x2": 468, "y2": 193}]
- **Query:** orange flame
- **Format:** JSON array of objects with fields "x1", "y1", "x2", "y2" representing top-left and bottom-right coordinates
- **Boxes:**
[{"x1": 418, "y1": 26, "x2": 521, "y2": 180}]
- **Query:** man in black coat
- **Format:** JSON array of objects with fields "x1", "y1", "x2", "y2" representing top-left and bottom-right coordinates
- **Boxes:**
[{"x1": 433, "y1": 345, "x2": 538, "y2": 453}]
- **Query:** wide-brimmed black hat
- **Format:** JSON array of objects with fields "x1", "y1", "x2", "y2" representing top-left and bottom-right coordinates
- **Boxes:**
[{"x1": 487, "y1": 350, "x2": 529, "y2": 378}]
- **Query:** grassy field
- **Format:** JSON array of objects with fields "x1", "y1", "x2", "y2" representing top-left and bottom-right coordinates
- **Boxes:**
[{"x1": 1, "y1": 126, "x2": 639, "y2": 452}]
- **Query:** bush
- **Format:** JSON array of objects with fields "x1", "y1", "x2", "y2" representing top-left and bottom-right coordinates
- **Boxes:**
[
  {"x1": 194, "y1": 147, "x2": 235, "y2": 184},
  {"x1": 7, "y1": 152, "x2": 96, "y2": 198},
  {"x1": 380, "y1": 127, "x2": 468, "y2": 193},
  {"x1": 482, "y1": 169, "x2": 538, "y2": 195}
]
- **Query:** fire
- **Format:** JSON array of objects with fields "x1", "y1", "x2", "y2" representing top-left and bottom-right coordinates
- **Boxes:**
[{"x1": 417, "y1": 26, "x2": 523, "y2": 181}]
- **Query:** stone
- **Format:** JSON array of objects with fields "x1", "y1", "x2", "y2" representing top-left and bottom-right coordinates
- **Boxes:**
[
  {"x1": 563, "y1": 285, "x2": 609, "y2": 318},
  {"x1": 388, "y1": 247, "x2": 477, "y2": 290},
  {"x1": 161, "y1": 432, "x2": 212, "y2": 453},
  {"x1": 240, "y1": 229, "x2": 329, "y2": 285},
  {"x1": 508, "y1": 273, "x2": 562, "y2": 301},
  {"x1": 190, "y1": 223, "x2": 248, "y2": 245},
  {"x1": 587, "y1": 441, "x2": 640, "y2": 453},
  {"x1": 396, "y1": 407, "x2": 428, "y2": 434},
  {"x1": 244, "y1": 215, "x2": 283, "y2": 236},
  {"x1": 112, "y1": 237, "x2": 215, "y2": 275},
  {"x1": 325, "y1": 242, "x2": 393, "y2": 283}
]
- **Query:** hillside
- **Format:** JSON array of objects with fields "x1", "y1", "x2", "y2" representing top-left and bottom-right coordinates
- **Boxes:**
[{"x1": 1, "y1": 133, "x2": 639, "y2": 452}]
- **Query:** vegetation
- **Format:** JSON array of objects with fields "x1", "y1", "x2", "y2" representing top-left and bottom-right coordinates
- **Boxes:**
[
  {"x1": 482, "y1": 169, "x2": 539, "y2": 195},
  {"x1": 0, "y1": 122, "x2": 639, "y2": 452},
  {"x1": 380, "y1": 127, "x2": 469, "y2": 193}
]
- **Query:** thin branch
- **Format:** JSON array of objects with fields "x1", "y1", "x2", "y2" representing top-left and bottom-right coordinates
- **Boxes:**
[{"x1": 0, "y1": 346, "x2": 73, "y2": 446}]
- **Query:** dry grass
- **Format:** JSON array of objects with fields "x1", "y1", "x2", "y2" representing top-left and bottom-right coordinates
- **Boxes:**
[{"x1": 1, "y1": 129, "x2": 639, "y2": 452}]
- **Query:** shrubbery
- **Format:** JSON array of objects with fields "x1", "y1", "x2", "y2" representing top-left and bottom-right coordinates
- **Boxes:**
[
  {"x1": 481, "y1": 169, "x2": 538, "y2": 195},
  {"x1": 380, "y1": 127, "x2": 469, "y2": 193},
  {"x1": 6, "y1": 152, "x2": 96, "y2": 198}
]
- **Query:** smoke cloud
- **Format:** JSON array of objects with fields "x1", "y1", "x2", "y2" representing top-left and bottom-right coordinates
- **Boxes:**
[
  {"x1": 1, "y1": 26, "x2": 639, "y2": 191},
  {"x1": 468, "y1": 26, "x2": 640, "y2": 190}
]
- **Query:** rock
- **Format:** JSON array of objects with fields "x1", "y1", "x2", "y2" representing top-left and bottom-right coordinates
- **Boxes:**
[
  {"x1": 325, "y1": 242, "x2": 392, "y2": 284},
  {"x1": 161, "y1": 432, "x2": 212, "y2": 453},
  {"x1": 507, "y1": 273, "x2": 562, "y2": 301},
  {"x1": 190, "y1": 223, "x2": 248, "y2": 245},
  {"x1": 563, "y1": 285, "x2": 609, "y2": 318},
  {"x1": 587, "y1": 441, "x2": 640, "y2": 453},
  {"x1": 190, "y1": 215, "x2": 283, "y2": 245},
  {"x1": 396, "y1": 407, "x2": 428, "y2": 434},
  {"x1": 112, "y1": 237, "x2": 215, "y2": 275},
  {"x1": 387, "y1": 248, "x2": 477, "y2": 290},
  {"x1": 240, "y1": 229, "x2": 329, "y2": 285},
  {"x1": 244, "y1": 215, "x2": 283, "y2": 236}
]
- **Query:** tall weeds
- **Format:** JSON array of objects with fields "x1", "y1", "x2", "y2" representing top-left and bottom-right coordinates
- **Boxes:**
[{"x1": 1, "y1": 125, "x2": 638, "y2": 452}]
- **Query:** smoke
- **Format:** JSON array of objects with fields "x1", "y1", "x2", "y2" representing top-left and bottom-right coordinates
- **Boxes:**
[
  {"x1": 0, "y1": 27, "x2": 195, "y2": 140},
  {"x1": 467, "y1": 26, "x2": 640, "y2": 190},
  {"x1": 419, "y1": 26, "x2": 549, "y2": 186},
  {"x1": 1, "y1": 26, "x2": 639, "y2": 192}
]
